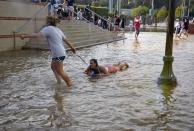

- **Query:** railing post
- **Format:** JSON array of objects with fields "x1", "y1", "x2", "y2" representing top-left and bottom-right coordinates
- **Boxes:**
[
  {"x1": 34, "y1": 16, "x2": 37, "y2": 32},
  {"x1": 92, "y1": 12, "x2": 95, "y2": 25},
  {"x1": 89, "y1": 22, "x2": 91, "y2": 31},
  {"x1": 13, "y1": 31, "x2": 16, "y2": 50}
]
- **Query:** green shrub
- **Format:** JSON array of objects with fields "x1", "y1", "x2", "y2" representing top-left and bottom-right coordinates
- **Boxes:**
[
  {"x1": 153, "y1": 9, "x2": 158, "y2": 18},
  {"x1": 157, "y1": 6, "x2": 168, "y2": 18},
  {"x1": 120, "y1": 14, "x2": 128, "y2": 19},
  {"x1": 92, "y1": 6, "x2": 108, "y2": 17},
  {"x1": 76, "y1": 5, "x2": 108, "y2": 17},
  {"x1": 108, "y1": 13, "x2": 115, "y2": 17},
  {"x1": 175, "y1": 5, "x2": 187, "y2": 18},
  {"x1": 131, "y1": 6, "x2": 149, "y2": 17}
]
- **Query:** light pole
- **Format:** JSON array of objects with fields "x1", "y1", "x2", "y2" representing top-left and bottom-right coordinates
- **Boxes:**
[
  {"x1": 116, "y1": 0, "x2": 121, "y2": 15},
  {"x1": 109, "y1": 0, "x2": 113, "y2": 14},
  {"x1": 187, "y1": 0, "x2": 190, "y2": 17},
  {"x1": 181, "y1": 0, "x2": 186, "y2": 18},
  {"x1": 158, "y1": 0, "x2": 177, "y2": 86},
  {"x1": 151, "y1": 0, "x2": 154, "y2": 12},
  {"x1": 151, "y1": 0, "x2": 155, "y2": 23}
]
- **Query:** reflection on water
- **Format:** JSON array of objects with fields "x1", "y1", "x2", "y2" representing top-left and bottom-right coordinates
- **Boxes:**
[
  {"x1": 0, "y1": 32, "x2": 194, "y2": 130},
  {"x1": 160, "y1": 84, "x2": 176, "y2": 106},
  {"x1": 132, "y1": 39, "x2": 141, "y2": 50},
  {"x1": 47, "y1": 85, "x2": 75, "y2": 128},
  {"x1": 151, "y1": 85, "x2": 176, "y2": 130}
]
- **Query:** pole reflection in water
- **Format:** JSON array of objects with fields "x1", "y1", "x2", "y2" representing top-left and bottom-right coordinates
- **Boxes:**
[
  {"x1": 152, "y1": 85, "x2": 176, "y2": 130},
  {"x1": 160, "y1": 85, "x2": 176, "y2": 106}
]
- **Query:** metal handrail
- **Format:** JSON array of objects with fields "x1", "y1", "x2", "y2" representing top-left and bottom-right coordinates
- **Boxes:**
[
  {"x1": 84, "y1": 7, "x2": 125, "y2": 37},
  {"x1": 15, "y1": 3, "x2": 49, "y2": 33},
  {"x1": 70, "y1": 8, "x2": 110, "y2": 33},
  {"x1": 85, "y1": 7, "x2": 114, "y2": 26}
]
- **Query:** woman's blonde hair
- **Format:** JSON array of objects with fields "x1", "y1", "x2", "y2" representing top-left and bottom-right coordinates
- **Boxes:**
[{"x1": 46, "y1": 16, "x2": 60, "y2": 26}]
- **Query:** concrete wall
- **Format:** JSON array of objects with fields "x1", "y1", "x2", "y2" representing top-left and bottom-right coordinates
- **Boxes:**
[
  {"x1": 0, "y1": 1, "x2": 44, "y2": 17},
  {"x1": 0, "y1": 1, "x2": 46, "y2": 51}
]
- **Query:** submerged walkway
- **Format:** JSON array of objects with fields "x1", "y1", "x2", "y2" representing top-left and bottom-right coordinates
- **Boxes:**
[{"x1": 0, "y1": 32, "x2": 194, "y2": 130}]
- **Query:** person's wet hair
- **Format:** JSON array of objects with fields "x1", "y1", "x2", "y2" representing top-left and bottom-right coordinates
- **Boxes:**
[
  {"x1": 46, "y1": 16, "x2": 60, "y2": 26},
  {"x1": 90, "y1": 59, "x2": 98, "y2": 67}
]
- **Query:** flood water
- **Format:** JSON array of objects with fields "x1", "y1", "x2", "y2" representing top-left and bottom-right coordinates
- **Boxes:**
[{"x1": 0, "y1": 32, "x2": 194, "y2": 131}]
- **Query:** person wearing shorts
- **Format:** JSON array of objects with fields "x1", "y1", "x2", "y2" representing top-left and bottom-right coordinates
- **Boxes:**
[
  {"x1": 20, "y1": 16, "x2": 76, "y2": 87},
  {"x1": 66, "y1": 0, "x2": 74, "y2": 20},
  {"x1": 134, "y1": 15, "x2": 140, "y2": 39}
]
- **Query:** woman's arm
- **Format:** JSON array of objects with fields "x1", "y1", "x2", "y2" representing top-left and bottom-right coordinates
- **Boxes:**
[
  {"x1": 84, "y1": 66, "x2": 90, "y2": 74},
  {"x1": 20, "y1": 32, "x2": 43, "y2": 39},
  {"x1": 63, "y1": 37, "x2": 76, "y2": 54}
]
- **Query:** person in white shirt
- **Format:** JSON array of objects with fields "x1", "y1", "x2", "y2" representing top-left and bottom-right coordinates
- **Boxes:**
[
  {"x1": 21, "y1": 16, "x2": 76, "y2": 87},
  {"x1": 174, "y1": 18, "x2": 181, "y2": 38},
  {"x1": 77, "y1": 8, "x2": 83, "y2": 20}
]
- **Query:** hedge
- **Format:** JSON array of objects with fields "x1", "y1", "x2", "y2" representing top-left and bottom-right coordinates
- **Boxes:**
[{"x1": 76, "y1": 5, "x2": 109, "y2": 17}]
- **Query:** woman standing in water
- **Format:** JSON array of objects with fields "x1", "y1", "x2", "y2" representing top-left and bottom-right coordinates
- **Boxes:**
[
  {"x1": 21, "y1": 16, "x2": 76, "y2": 87},
  {"x1": 134, "y1": 15, "x2": 140, "y2": 39},
  {"x1": 84, "y1": 59, "x2": 129, "y2": 76}
]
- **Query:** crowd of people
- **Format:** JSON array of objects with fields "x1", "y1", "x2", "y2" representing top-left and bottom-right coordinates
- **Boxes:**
[
  {"x1": 47, "y1": 0, "x2": 75, "y2": 20},
  {"x1": 174, "y1": 18, "x2": 190, "y2": 39},
  {"x1": 46, "y1": 1, "x2": 128, "y2": 32}
]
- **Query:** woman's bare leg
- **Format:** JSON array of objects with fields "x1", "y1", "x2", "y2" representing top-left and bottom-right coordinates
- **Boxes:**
[
  {"x1": 52, "y1": 61, "x2": 72, "y2": 87},
  {"x1": 51, "y1": 62, "x2": 61, "y2": 84},
  {"x1": 114, "y1": 62, "x2": 129, "y2": 71}
]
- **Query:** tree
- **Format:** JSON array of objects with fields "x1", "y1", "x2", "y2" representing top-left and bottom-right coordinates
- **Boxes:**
[
  {"x1": 175, "y1": 6, "x2": 181, "y2": 18},
  {"x1": 157, "y1": 6, "x2": 168, "y2": 18},
  {"x1": 131, "y1": 5, "x2": 149, "y2": 17}
]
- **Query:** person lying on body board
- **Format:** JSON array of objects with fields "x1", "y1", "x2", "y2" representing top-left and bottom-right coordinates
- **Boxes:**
[{"x1": 84, "y1": 59, "x2": 129, "y2": 77}]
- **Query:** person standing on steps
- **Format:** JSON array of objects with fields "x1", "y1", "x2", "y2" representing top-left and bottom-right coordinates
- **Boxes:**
[
  {"x1": 66, "y1": 0, "x2": 75, "y2": 20},
  {"x1": 20, "y1": 16, "x2": 76, "y2": 87}
]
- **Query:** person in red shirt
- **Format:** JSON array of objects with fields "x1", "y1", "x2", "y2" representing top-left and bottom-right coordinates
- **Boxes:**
[{"x1": 134, "y1": 15, "x2": 140, "y2": 39}]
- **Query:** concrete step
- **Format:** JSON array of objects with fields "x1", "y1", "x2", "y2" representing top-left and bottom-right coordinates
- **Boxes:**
[
  {"x1": 66, "y1": 30, "x2": 109, "y2": 35},
  {"x1": 69, "y1": 33, "x2": 114, "y2": 42},
  {"x1": 65, "y1": 31, "x2": 111, "y2": 38},
  {"x1": 59, "y1": 24, "x2": 93, "y2": 29},
  {"x1": 74, "y1": 36, "x2": 125, "y2": 49},
  {"x1": 59, "y1": 21, "x2": 109, "y2": 33},
  {"x1": 61, "y1": 25, "x2": 110, "y2": 32},
  {"x1": 59, "y1": 23, "x2": 108, "y2": 31}
]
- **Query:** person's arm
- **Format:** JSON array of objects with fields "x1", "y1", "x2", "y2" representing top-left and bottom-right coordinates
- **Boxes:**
[
  {"x1": 63, "y1": 37, "x2": 76, "y2": 54},
  {"x1": 20, "y1": 32, "x2": 43, "y2": 40},
  {"x1": 84, "y1": 66, "x2": 90, "y2": 75}
]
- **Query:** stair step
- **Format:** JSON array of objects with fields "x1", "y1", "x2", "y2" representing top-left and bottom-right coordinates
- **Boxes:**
[
  {"x1": 69, "y1": 34, "x2": 114, "y2": 42},
  {"x1": 66, "y1": 31, "x2": 112, "y2": 38}
]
